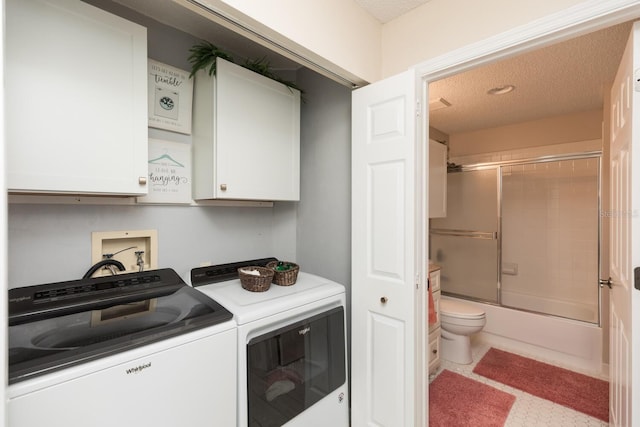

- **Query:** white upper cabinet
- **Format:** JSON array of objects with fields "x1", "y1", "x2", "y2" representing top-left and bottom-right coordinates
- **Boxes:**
[
  {"x1": 192, "y1": 58, "x2": 301, "y2": 201},
  {"x1": 429, "y1": 139, "x2": 447, "y2": 218},
  {"x1": 6, "y1": 0, "x2": 148, "y2": 195}
]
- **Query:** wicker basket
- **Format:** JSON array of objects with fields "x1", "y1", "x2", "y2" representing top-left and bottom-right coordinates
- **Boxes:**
[
  {"x1": 238, "y1": 266, "x2": 274, "y2": 292},
  {"x1": 266, "y1": 261, "x2": 299, "y2": 286}
]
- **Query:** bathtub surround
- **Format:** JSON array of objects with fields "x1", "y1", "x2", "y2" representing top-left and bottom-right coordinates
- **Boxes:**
[
  {"x1": 473, "y1": 348, "x2": 609, "y2": 422},
  {"x1": 428, "y1": 369, "x2": 515, "y2": 427},
  {"x1": 501, "y1": 156, "x2": 599, "y2": 323},
  {"x1": 432, "y1": 140, "x2": 604, "y2": 373},
  {"x1": 432, "y1": 149, "x2": 601, "y2": 323}
]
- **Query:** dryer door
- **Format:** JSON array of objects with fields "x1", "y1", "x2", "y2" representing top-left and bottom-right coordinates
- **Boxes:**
[{"x1": 246, "y1": 306, "x2": 346, "y2": 426}]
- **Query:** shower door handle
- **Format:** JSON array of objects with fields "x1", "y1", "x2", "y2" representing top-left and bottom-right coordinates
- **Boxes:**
[
  {"x1": 599, "y1": 278, "x2": 612, "y2": 289},
  {"x1": 429, "y1": 229, "x2": 497, "y2": 240}
]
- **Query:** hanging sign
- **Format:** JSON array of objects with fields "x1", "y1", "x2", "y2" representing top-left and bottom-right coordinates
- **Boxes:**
[
  {"x1": 147, "y1": 59, "x2": 193, "y2": 134},
  {"x1": 137, "y1": 139, "x2": 191, "y2": 204}
]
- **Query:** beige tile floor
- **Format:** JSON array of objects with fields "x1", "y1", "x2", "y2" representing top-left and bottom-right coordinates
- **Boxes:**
[{"x1": 431, "y1": 342, "x2": 609, "y2": 427}]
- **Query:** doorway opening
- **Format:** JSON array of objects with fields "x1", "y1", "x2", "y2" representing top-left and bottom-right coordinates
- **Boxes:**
[
  {"x1": 418, "y1": 3, "x2": 640, "y2": 424},
  {"x1": 422, "y1": 12, "x2": 638, "y2": 354}
]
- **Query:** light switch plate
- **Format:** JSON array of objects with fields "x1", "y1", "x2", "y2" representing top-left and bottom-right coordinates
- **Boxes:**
[{"x1": 91, "y1": 229, "x2": 158, "y2": 276}]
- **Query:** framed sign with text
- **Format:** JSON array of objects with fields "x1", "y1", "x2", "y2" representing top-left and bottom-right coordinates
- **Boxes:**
[
  {"x1": 147, "y1": 59, "x2": 193, "y2": 134},
  {"x1": 137, "y1": 139, "x2": 192, "y2": 204}
]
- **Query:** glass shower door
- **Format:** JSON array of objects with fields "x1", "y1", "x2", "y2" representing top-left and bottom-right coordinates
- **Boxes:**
[
  {"x1": 430, "y1": 168, "x2": 500, "y2": 303},
  {"x1": 500, "y1": 159, "x2": 599, "y2": 323}
]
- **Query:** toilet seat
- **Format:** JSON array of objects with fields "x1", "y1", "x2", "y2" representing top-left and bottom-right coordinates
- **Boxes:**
[{"x1": 440, "y1": 299, "x2": 485, "y2": 320}]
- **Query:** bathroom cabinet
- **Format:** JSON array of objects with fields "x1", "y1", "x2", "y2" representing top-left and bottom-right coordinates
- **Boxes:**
[
  {"x1": 428, "y1": 266, "x2": 442, "y2": 375},
  {"x1": 192, "y1": 58, "x2": 301, "y2": 201},
  {"x1": 429, "y1": 140, "x2": 447, "y2": 217},
  {"x1": 5, "y1": 0, "x2": 148, "y2": 196}
]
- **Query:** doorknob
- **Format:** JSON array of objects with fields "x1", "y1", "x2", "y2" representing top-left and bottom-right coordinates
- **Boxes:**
[{"x1": 599, "y1": 278, "x2": 612, "y2": 289}]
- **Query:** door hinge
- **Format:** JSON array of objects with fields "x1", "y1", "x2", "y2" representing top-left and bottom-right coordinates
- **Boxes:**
[
  {"x1": 416, "y1": 273, "x2": 420, "y2": 290},
  {"x1": 635, "y1": 267, "x2": 640, "y2": 290},
  {"x1": 599, "y1": 278, "x2": 612, "y2": 289},
  {"x1": 416, "y1": 100, "x2": 421, "y2": 117}
]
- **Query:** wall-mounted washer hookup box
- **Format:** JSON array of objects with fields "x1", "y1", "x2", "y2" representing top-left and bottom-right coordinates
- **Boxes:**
[{"x1": 91, "y1": 229, "x2": 158, "y2": 276}]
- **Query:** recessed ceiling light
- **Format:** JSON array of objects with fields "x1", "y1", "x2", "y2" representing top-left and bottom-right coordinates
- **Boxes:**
[{"x1": 487, "y1": 85, "x2": 515, "y2": 95}]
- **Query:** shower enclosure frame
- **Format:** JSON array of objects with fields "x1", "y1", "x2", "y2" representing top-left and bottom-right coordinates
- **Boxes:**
[{"x1": 431, "y1": 150, "x2": 603, "y2": 326}]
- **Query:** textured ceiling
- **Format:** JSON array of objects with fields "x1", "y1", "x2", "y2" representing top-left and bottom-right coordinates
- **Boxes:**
[
  {"x1": 354, "y1": 2, "x2": 634, "y2": 136},
  {"x1": 354, "y1": 0, "x2": 431, "y2": 23},
  {"x1": 428, "y1": 21, "x2": 634, "y2": 135}
]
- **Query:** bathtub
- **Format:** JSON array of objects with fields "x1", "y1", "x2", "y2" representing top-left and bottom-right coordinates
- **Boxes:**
[
  {"x1": 500, "y1": 289, "x2": 599, "y2": 324},
  {"x1": 442, "y1": 296, "x2": 605, "y2": 374}
]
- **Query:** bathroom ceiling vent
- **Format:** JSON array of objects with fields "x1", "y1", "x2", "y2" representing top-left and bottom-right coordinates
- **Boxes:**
[
  {"x1": 487, "y1": 85, "x2": 515, "y2": 95},
  {"x1": 429, "y1": 97, "x2": 452, "y2": 111}
]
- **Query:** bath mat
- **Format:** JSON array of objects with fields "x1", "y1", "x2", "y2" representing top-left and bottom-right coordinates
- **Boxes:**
[
  {"x1": 473, "y1": 348, "x2": 609, "y2": 422},
  {"x1": 429, "y1": 369, "x2": 515, "y2": 427}
]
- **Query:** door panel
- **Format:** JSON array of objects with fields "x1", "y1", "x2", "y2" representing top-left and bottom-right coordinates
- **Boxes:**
[
  {"x1": 369, "y1": 161, "x2": 406, "y2": 280},
  {"x1": 351, "y1": 70, "x2": 425, "y2": 427},
  {"x1": 369, "y1": 313, "x2": 405, "y2": 426},
  {"x1": 430, "y1": 233, "x2": 499, "y2": 302},
  {"x1": 608, "y1": 21, "x2": 639, "y2": 427},
  {"x1": 430, "y1": 168, "x2": 500, "y2": 303}
]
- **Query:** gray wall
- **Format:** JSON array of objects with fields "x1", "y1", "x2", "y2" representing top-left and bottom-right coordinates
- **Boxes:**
[
  {"x1": 296, "y1": 68, "x2": 352, "y2": 288},
  {"x1": 8, "y1": 203, "x2": 284, "y2": 286},
  {"x1": 295, "y1": 67, "x2": 352, "y2": 367}
]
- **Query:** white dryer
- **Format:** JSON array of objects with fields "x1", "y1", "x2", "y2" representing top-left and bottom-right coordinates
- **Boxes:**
[{"x1": 191, "y1": 258, "x2": 349, "y2": 427}]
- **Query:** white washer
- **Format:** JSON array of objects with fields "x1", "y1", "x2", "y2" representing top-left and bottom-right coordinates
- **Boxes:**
[
  {"x1": 8, "y1": 322, "x2": 237, "y2": 426},
  {"x1": 8, "y1": 269, "x2": 238, "y2": 426},
  {"x1": 192, "y1": 260, "x2": 349, "y2": 427}
]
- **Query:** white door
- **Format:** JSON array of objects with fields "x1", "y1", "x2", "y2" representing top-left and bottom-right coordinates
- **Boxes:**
[
  {"x1": 608, "y1": 21, "x2": 640, "y2": 427},
  {"x1": 351, "y1": 70, "x2": 427, "y2": 426}
]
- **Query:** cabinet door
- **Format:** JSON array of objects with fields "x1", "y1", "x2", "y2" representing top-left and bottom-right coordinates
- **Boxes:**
[
  {"x1": 216, "y1": 59, "x2": 300, "y2": 201},
  {"x1": 428, "y1": 327, "x2": 441, "y2": 374},
  {"x1": 429, "y1": 289, "x2": 441, "y2": 333},
  {"x1": 429, "y1": 140, "x2": 447, "y2": 217},
  {"x1": 6, "y1": 0, "x2": 148, "y2": 195},
  {"x1": 429, "y1": 269, "x2": 441, "y2": 292}
]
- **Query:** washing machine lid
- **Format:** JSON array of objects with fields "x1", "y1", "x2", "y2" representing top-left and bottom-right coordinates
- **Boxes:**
[
  {"x1": 191, "y1": 260, "x2": 345, "y2": 325},
  {"x1": 440, "y1": 299, "x2": 485, "y2": 318},
  {"x1": 8, "y1": 268, "x2": 232, "y2": 384}
]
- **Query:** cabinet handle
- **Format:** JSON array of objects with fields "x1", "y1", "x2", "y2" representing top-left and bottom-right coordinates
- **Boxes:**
[
  {"x1": 220, "y1": 184, "x2": 227, "y2": 191},
  {"x1": 138, "y1": 176, "x2": 147, "y2": 185},
  {"x1": 380, "y1": 296, "x2": 388, "y2": 304},
  {"x1": 432, "y1": 349, "x2": 438, "y2": 354}
]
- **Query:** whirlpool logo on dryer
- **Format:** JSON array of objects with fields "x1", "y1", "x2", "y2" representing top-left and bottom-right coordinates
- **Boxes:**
[
  {"x1": 298, "y1": 326, "x2": 311, "y2": 335},
  {"x1": 126, "y1": 362, "x2": 152, "y2": 375}
]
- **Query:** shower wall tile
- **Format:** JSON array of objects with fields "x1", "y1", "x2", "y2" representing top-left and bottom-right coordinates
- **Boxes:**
[{"x1": 500, "y1": 156, "x2": 599, "y2": 321}]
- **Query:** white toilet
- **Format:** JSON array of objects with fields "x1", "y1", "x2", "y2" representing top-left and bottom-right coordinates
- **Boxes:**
[{"x1": 439, "y1": 299, "x2": 486, "y2": 364}]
